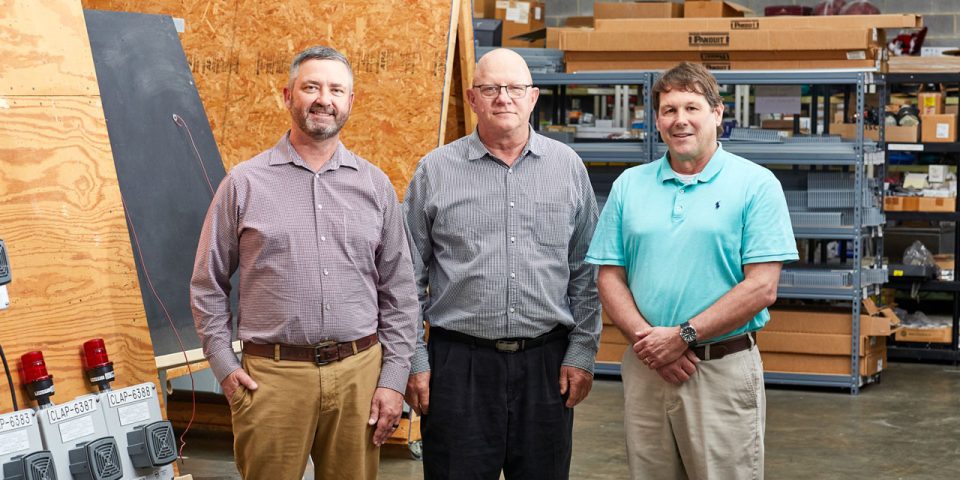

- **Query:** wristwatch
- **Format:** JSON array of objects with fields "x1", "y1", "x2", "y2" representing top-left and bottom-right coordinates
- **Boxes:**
[{"x1": 679, "y1": 321, "x2": 698, "y2": 347}]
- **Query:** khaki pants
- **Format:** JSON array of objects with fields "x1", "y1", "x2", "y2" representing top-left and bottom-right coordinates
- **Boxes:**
[
  {"x1": 621, "y1": 345, "x2": 765, "y2": 480},
  {"x1": 230, "y1": 344, "x2": 382, "y2": 480}
]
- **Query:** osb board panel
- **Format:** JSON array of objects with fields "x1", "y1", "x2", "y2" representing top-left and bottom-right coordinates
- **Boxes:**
[
  {"x1": 83, "y1": 0, "x2": 460, "y2": 196},
  {"x1": 0, "y1": 96, "x2": 156, "y2": 411},
  {"x1": 0, "y1": 0, "x2": 100, "y2": 96}
]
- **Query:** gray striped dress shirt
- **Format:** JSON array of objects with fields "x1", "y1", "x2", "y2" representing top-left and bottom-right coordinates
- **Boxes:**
[
  {"x1": 403, "y1": 128, "x2": 601, "y2": 374},
  {"x1": 190, "y1": 134, "x2": 419, "y2": 393}
]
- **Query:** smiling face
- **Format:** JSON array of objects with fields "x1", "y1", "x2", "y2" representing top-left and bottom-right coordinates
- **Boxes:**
[
  {"x1": 655, "y1": 88, "x2": 723, "y2": 167},
  {"x1": 283, "y1": 58, "x2": 354, "y2": 141},
  {"x1": 467, "y1": 49, "x2": 539, "y2": 139}
]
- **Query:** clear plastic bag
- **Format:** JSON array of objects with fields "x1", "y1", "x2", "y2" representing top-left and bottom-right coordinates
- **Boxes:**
[
  {"x1": 903, "y1": 240, "x2": 936, "y2": 267},
  {"x1": 840, "y1": 0, "x2": 881, "y2": 15},
  {"x1": 814, "y1": 0, "x2": 845, "y2": 15}
]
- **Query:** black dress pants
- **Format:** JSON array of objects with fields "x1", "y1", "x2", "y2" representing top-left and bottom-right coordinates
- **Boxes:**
[{"x1": 421, "y1": 329, "x2": 574, "y2": 480}]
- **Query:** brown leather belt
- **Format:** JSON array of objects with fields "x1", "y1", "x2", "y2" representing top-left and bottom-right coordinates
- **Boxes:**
[
  {"x1": 242, "y1": 333, "x2": 378, "y2": 366},
  {"x1": 692, "y1": 332, "x2": 755, "y2": 361},
  {"x1": 431, "y1": 325, "x2": 568, "y2": 353}
]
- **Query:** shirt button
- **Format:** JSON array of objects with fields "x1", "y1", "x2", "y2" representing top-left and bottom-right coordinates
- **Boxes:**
[
  {"x1": 323, "y1": 269, "x2": 329, "y2": 275},
  {"x1": 325, "y1": 304, "x2": 330, "y2": 311},
  {"x1": 679, "y1": 189, "x2": 685, "y2": 194},
  {"x1": 317, "y1": 204, "x2": 322, "y2": 209},
  {"x1": 508, "y1": 169, "x2": 513, "y2": 174},
  {"x1": 510, "y1": 201, "x2": 515, "y2": 208},
  {"x1": 510, "y1": 236, "x2": 516, "y2": 243},
  {"x1": 321, "y1": 236, "x2": 326, "y2": 241},
  {"x1": 510, "y1": 272, "x2": 516, "y2": 278},
  {"x1": 509, "y1": 307, "x2": 515, "y2": 313}
]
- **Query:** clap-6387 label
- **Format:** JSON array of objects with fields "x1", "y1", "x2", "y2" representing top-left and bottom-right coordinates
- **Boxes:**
[
  {"x1": 0, "y1": 411, "x2": 34, "y2": 433},
  {"x1": 47, "y1": 397, "x2": 97, "y2": 424},
  {"x1": 108, "y1": 383, "x2": 154, "y2": 407}
]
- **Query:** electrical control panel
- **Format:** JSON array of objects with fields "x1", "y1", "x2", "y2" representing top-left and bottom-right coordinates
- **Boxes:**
[
  {"x1": 98, "y1": 383, "x2": 175, "y2": 480},
  {"x1": 0, "y1": 409, "x2": 56, "y2": 480}
]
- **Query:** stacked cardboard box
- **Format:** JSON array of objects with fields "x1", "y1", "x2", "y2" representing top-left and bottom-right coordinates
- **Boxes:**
[
  {"x1": 758, "y1": 300, "x2": 900, "y2": 377},
  {"x1": 597, "y1": 311, "x2": 629, "y2": 363},
  {"x1": 559, "y1": 14, "x2": 922, "y2": 72}
]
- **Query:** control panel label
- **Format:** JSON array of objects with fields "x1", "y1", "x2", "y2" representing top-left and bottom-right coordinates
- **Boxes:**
[
  {"x1": 108, "y1": 383, "x2": 154, "y2": 408},
  {"x1": 47, "y1": 396, "x2": 97, "y2": 424},
  {"x1": 0, "y1": 410, "x2": 34, "y2": 433}
]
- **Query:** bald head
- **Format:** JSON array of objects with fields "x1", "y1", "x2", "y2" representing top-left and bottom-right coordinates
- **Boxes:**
[{"x1": 475, "y1": 48, "x2": 533, "y2": 85}]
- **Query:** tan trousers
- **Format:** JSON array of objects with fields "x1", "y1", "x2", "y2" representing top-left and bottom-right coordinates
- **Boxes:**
[
  {"x1": 230, "y1": 344, "x2": 382, "y2": 480},
  {"x1": 621, "y1": 345, "x2": 765, "y2": 480}
]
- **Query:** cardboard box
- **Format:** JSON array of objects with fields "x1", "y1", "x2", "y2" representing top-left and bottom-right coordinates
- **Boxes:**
[
  {"x1": 766, "y1": 307, "x2": 900, "y2": 337},
  {"x1": 565, "y1": 58, "x2": 879, "y2": 73},
  {"x1": 918, "y1": 196, "x2": 956, "y2": 212},
  {"x1": 918, "y1": 91, "x2": 945, "y2": 115},
  {"x1": 600, "y1": 325, "x2": 630, "y2": 345},
  {"x1": 934, "y1": 254, "x2": 955, "y2": 271},
  {"x1": 597, "y1": 342, "x2": 628, "y2": 363},
  {"x1": 496, "y1": 1, "x2": 546, "y2": 48},
  {"x1": 761, "y1": 344, "x2": 886, "y2": 376},
  {"x1": 546, "y1": 27, "x2": 589, "y2": 49},
  {"x1": 757, "y1": 331, "x2": 885, "y2": 356},
  {"x1": 593, "y1": 14, "x2": 922, "y2": 32},
  {"x1": 921, "y1": 114, "x2": 957, "y2": 143},
  {"x1": 884, "y1": 196, "x2": 920, "y2": 212},
  {"x1": 564, "y1": 49, "x2": 878, "y2": 63},
  {"x1": 885, "y1": 124, "x2": 919, "y2": 143},
  {"x1": 830, "y1": 122, "x2": 881, "y2": 141},
  {"x1": 684, "y1": 1, "x2": 749, "y2": 18},
  {"x1": 594, "y1": 1, "x2": 683, "y2": 19},
  {"x1": 559, "y1": 28, "x2": 877, "y2": 52},
  {"x1": 474, "y1": 0, "x2": 497, "y2": 19},
  {"x1": 895, "y1": 326, "x2": 952, "y2": 344}
]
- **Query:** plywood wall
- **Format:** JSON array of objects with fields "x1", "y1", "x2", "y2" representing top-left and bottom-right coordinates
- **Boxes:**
[
  {"x1": 83, "y1": 0, "x2": 461, "y2": 197},
  {"x1": 0, "y1": 0, "x2": 157, "y2": 412}
]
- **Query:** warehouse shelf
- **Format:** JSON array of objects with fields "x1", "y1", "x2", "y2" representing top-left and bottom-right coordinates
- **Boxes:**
[
  {"x1": 885, "y1": 211, "x2": 960, "y2": 222},
  {"x1": 881, "y1": 72, "x2": 960, "y2": 363},
  {"x1": 791, "y1": 226, "x2": 870, "y2": 240},
  {"x1": 654, "y1": 141, "x2": 881, "y2": 166},
  {"x1": 764, "y1": 372, "x2": 879, "y2": 389},
  {"x1": 887, "y1": 142, "x2": 960, "y2": 153},
  {"x1": 569, "y1": 142, "x2": 651, "y2": 164}
]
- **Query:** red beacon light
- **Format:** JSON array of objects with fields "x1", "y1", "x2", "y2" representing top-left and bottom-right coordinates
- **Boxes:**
[
  {"x1": 83, "y1": 338, "x2": 115, "y2": 391},
  {"x1": 20, "y1": 350, "x2": 55, "y2": 407}
]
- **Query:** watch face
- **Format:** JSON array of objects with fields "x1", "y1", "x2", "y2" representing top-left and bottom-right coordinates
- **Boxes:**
[{"x1": 681, "y1": 325, "x2": 697, "y2": 343}]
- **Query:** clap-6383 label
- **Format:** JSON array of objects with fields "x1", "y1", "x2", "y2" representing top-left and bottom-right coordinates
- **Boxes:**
[
  {"x1": 108, "y1": 383, "x2": 154, "y2": 407},
  {"x1": 0, "y1": 411, "x2": 34, "y2": 433},
  {"x1": 47, "y1": 397, "x2": 97, "y2": 424}
]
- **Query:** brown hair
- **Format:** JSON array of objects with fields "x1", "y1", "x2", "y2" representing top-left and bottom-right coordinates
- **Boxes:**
[{"x1": 652, "y1": 62, "x2": 723, "y2": 114}]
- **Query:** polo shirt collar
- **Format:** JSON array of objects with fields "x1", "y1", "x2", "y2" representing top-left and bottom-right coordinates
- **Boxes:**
[
  {"x1": 657, "y1": 142, "x2": 729, "y2": 184},
  {"x1": 467, "y1": 125, "x2": 543, "y2": 162},
  {"x1": 271, "y1": 132, "x2": 358, "y2": 171}
]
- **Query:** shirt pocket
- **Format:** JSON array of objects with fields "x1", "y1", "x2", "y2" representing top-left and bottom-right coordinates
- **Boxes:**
[{"x1": 535, "y1": 201, "x2": 572, "y2": 248}]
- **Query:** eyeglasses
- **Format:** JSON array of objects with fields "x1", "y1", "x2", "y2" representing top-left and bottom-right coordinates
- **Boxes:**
[{"x1": 472, "y1": 84, "x2": 533, "y2": 99}]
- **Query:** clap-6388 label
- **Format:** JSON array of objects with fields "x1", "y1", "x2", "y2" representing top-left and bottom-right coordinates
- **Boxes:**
[
  {"x1": 47, "y1": 397, "x2": 97, "y2": 424},
  {"x1": 108, "y1": 383, "x2": 154, "y2": 407},
  {"x1": 0, "y1": 411, "x2": 34, "y2": 433}
]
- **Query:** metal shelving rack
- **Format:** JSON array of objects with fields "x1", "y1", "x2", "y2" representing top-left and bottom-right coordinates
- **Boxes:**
[
  {"x1": 533, "y1": 70, "x2": 885, "y2": 392},
  {"x1": 880, "y1": 73, "x2": 960, "y2": 363}
]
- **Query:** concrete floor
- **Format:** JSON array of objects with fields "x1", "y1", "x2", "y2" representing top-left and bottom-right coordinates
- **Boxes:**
[{"x1": 175, "y1": 362, "x2": 960, "y2": 479}]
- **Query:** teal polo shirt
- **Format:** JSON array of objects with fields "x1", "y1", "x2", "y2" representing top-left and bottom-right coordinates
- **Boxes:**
[{"x1": 586, "y1": 144, "x2": 798, "y2": 340}]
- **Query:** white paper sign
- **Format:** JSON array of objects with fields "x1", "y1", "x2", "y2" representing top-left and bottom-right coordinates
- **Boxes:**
[
  {"x1": 937, "y1": 123, "x2": 950, "y2": 138},
  {"x1": 119, "y1": 401, "x2": 152, "y2": 427},
  {"x1": 0, "y1": 430, "x2": 30, "y2": 456},
  {"x1": 755, "y1": 85, "x2": 802, "y2": 114},
  {"x1": 59, "y1": 415, "x2": 95, "y2": 444}
]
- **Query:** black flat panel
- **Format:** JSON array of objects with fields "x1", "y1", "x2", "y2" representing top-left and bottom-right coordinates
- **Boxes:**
[{"x1": 85, "y1": 10, "x2": 234, "y2": 355}]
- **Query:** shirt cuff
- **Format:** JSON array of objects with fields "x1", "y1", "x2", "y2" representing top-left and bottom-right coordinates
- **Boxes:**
[
  {"x1": 377, "y1": 360, "x2": 411, "y2": 394},
  {"x1": 562, "y1": 341, "x2": 597, "y2": 375},
  {"x1": 409, "y1": 344, "x2": 431, "y2": 374},
  {"x1": 208, "y1": 348, "x2": 242, "y2": 384}
]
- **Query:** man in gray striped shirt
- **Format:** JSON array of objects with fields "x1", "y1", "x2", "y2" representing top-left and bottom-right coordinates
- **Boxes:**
[
  {"x1": 190, "y1": 46, "x2": 418, "y2": 480},
  {"x1": 403, "y1": 48, "x2": 601, "y2": 479}
]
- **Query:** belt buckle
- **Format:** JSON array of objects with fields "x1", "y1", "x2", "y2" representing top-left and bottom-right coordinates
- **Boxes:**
[
  {"x1": 495, "y1": 340, "x2": 521, "y2": 353},
  {"x1": 314, "y1": 340, "x2": 338, "y2": 365}
]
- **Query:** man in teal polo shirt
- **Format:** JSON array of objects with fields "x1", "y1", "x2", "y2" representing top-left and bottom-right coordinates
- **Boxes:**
[{"x1": 587, "y1": 62, "x2": 797, "y2": 479}]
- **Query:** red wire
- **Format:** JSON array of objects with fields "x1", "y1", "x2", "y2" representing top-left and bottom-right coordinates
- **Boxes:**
[{"x1": 119, "y1": 195, "x2": 196, "y2": 461}]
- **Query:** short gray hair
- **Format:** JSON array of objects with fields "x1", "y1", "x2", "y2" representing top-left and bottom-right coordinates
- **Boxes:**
[{"x1": 289, "y1": 46, "x2": 354, "y2": 87}]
